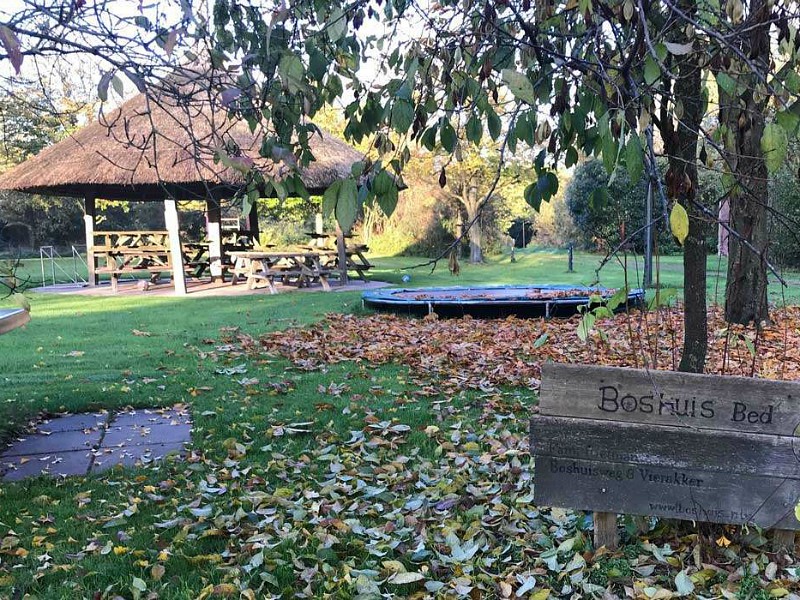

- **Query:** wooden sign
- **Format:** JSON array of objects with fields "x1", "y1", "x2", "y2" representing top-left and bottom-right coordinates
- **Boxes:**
[{"x1": 531, "y1": 363, "x2": 800, "y2": 547}]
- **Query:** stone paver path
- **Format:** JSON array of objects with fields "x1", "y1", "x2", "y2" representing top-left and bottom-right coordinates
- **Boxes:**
[{"x1": 0, "y1": 405, "x2": 191, "y2": 481}]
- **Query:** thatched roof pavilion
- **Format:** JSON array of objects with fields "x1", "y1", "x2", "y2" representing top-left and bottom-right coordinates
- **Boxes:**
[
  {"x1": 0, "y1": 94, "x2": 363, "y2": 201},
  {"x1": 0, "y1": 68, "x2": 366, "y2": 294}
]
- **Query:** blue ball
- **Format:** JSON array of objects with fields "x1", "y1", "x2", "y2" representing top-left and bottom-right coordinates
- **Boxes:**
[{"x1": 401, "y1": 274, "x2": 411, "y2": 283}]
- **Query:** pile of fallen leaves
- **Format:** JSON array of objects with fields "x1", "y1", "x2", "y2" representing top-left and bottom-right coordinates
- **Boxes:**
[{"x1": 256, "y1": 305, "x2": 800, "y2": 393}]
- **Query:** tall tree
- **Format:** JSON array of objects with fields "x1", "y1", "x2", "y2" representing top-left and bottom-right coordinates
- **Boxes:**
[{"x1": 717, "y1": 0, "x2": 772, "y2": 325}]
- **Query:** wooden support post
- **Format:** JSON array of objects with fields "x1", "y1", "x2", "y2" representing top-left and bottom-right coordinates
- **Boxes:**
[
  {"x1": 773, "y1": 529, "x2": 796, "y2": 553},
  {"x1": 245, "y1": 200, "x2": 260, "y2": 246},
  {"x1": 164, "y1": 199, "x2": 187, "y2": 295},
  {"x1": 206, "y1": 198, "x2": 223, "y2": 282},
  {"x1": 593, "y1": 512, "x2": 619, "y2": 551},
  {"x1": 84, "y1": 196, "x2": 97, "y2": 286},
  {"x1": 335, "y1": 223, "x2": 348, "y2": 286}
]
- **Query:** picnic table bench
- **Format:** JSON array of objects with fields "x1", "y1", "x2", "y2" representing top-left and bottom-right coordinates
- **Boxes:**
[
  {"x1": 229, "y1": 251, "x2": 332, "y2": 294},
  {"x1": 91, "y1": 231, "x2": 176, "y2": 291},
  {"x1": 304, "y1": 232, "x2": 374, "y2": 282}
]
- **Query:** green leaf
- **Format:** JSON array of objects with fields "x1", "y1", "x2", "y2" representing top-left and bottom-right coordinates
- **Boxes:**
[
  {"x1": 420, "y1": 126, "x2": 437, "y2": 151},
  {"x1": 606, "y1": 286, "x2": 629, "y2": 311},
  {"x1": 334, "y1": 179, "x2": 359, "y2": 231},
  {"x1": 776, "y1": 110, "x2": 800, "y2": 137},
  {"x1": 516, "y1": 113, "x2": 534, "y2": 146},
  {"x1": 523, "y1": 172, "x2": 559, "y2": 211},
  {"x1": 132, "y1": 576, "x2": 147, "y2": 592},
  {"x1": 373, "y1": 170, "x2": 398, "y2": 217},
  {"x1": 308, "y1": 48, "x2": 328, "y2": 81},
  {"x1": 602, "y1": 134, "x2": 618, "y2": 174},
  {"x1": 440, "y1": 120, "x2": 457, "y2": 152},
  {"x1": 669, "y1": 203, "x2": 689, "y2": 246},
  {"x1": 278, "y1": 54, "x2": 304, "y2": 94},
  {"x1": 466, "y1": 114, "x2": 482, "y2": 144},
  {"x1": 716, "y1": 72, "x2": 737, "y2": 97},
  {"x1": 327, "y1": 7, "x2": 347, "y2": 42},
  {"x1": 577, "y1": 312, "x2": 595, "y2": 342},
  {"x1": 590, "y1": 187, "x2": 607, "y2": 209},
  {"x1": 390, "y1": 99, "x2": 414, "y2": 133},
  {"x1": 761, "y1": 122, "x2": 788, "y2": 174},
  {"x1": 98, "y1": 71, "x2": 113, "y2": 102},
  {"x1": 501, "y1": 69, "x2": 536, "y2": 104},
  {"x1": 565, "y1": 146, "x2": 579, "y2": 168},
  {"x1": 532, "y1": 333, "x2": 549, "y2": 348},
  {"x1": 322, "y1": 180, "x2": 341, "y2": 216},
  {"x1": 111, "y1": 75, "x2": 124, "y2": 98},
  {"x1": 487, "y1": 109, "x2": 501, "y2": 141},
  {"x1": 625, "y1": 134, "x2": 644, "y2": 182},
  {"x1": 643, "y1": 56, "x2": 660, "y2": 86}
]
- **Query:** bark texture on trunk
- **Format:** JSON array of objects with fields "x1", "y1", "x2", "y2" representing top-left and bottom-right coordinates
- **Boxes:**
[
  {"x1": 721, "y1": 0, "x2": 770, "y2": 325},
  {"x1": 464, "y1": 198, "x2": 484, "y2": 264},
  {"x1": 668, "y1": 0, "x2": 707, "y2": 374}
]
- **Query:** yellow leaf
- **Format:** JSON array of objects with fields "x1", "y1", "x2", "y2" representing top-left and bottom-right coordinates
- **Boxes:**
[
  {"x1": 211, "y1": 583, "x2": 238, "y2": 596},
  {"x1": 382, "y1": 560, "x2": 406, "y2": 574},
  {"x1": 531, "y1": 589, "x2": 551, "y2": 600},
  {"x1": 670, "y1": 203, "x2": 689, "y2": 245},
  {"x1": 113, "y1": 545, "x2": 128, "y2": 555},
  {"x1": 716, "y1": 534, "x2": 731, "y2": 547}
]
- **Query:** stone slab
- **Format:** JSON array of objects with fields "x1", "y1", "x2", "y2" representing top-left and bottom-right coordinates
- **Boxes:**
[
  {"x1": 1, "y1": 428, "x2": 103, "y2": 457},
  {"x1": 110, "y1": 408, "x2": 192, "y2": 429},
  {"x1": 103, "y1": 422, "x2": 192, "y2": 447},
  {"x1": 36, "y1": 413, "x2": 108, "y2": 434},
  {"x1": 1, "y1": 450, "x2": 91, "y2": 481},
  {"x1": 91, "y1": 442, "x2": 187, "y2": 472}
]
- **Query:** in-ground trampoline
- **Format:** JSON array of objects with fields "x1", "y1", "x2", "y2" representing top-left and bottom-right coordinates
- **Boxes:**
[{"x1": 363, "y1": 284, "x2": 645, "y2": 318}]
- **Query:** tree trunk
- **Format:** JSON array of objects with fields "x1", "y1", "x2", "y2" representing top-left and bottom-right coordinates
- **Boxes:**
[
  {"x1": 722, "y1": 0, "x2": 770, "y2": 325},
  {"x1": 668, "y1": 0, "x2": 707, "y2": 374},
  {"x1": 464, "y1": 200, "x2": 483, "y2": 263}
]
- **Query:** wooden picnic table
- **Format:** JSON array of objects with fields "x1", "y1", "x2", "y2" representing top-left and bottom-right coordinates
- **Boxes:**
[
  {"x1": 229, "y1": 251, "x2": 332, "y2": 294},
  {"x1": 314, "y1": 245, "x2": 373, "y2": 282},
  {"x1": 0, "y1": 308, "x2": 29, "y2": 336}
]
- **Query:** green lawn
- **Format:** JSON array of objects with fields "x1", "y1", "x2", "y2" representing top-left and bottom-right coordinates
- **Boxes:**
[
  {"x1": 370, "y1": 248, "x2": 798, "y2": 305},
  {"x1": 0, "y1": 251, "x2": 797, "y2": 598},
  {"x1": 10, "y1": 247, "x2": 800, "y2": 305}
]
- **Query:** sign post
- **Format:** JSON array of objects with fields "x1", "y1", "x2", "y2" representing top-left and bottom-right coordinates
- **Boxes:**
[{"x1": 531, "y1": 363, "x2": 800, "y2": 551}]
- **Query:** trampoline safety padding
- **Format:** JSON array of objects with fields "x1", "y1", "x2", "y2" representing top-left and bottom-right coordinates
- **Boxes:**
[{"x1": 362, "y1": 285, "x2": 645, "y2": 318}]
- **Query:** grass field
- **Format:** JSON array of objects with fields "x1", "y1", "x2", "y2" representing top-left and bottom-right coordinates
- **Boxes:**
[{"x1": 0, "y1": 249, "x2": 797, "y2": 598}]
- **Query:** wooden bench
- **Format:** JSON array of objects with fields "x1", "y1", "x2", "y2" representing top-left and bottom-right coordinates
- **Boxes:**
[
  {"x1": 229, "y1": 252, "x2": 332, "y2": 294},
  {"x1": 92, "y1": 231, "x2": 176, "y2": 292},
  {"x1": 531, "y1": 363, "x2": 800, "y2": 552}
]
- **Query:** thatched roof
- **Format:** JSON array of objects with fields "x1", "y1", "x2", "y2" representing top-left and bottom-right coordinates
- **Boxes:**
[{"x1": 0, "y1": 69, "x2": 364, "y2": 201}]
